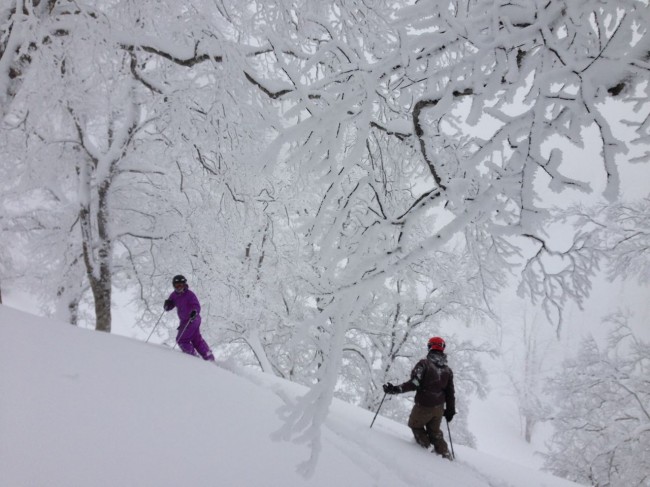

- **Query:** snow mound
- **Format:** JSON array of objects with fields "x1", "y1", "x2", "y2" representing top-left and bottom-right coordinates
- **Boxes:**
[{"x1": 0, "y1": 305, "x2": 580, "y2": 487}]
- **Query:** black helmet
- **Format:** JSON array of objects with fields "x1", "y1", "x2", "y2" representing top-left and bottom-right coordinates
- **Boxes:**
[{"x1": 172, "y1": 275, "x2": 187, "y2": 286}]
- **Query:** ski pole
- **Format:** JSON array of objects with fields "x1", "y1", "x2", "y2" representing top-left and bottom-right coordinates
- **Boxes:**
[
  {"x1": 145, "y1": 310, "x2": 165, "y2": 343},
  {"x1": 446, "y1": 419, "x2": 455, "y2": 460},
  {"x1": 370, "y1": 392, "x2": 387, "y2": 429},
  {"x1": 172, "y1": 315, "x2": 195, "y2": 351}
]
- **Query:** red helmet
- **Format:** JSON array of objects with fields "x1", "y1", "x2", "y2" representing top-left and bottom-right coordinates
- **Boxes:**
[{"x1": 427, "y1": 336, "x2": 446, "y2": 352}]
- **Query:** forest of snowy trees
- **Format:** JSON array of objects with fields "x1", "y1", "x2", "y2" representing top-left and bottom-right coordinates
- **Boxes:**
[{"x1": 1, "y1": 1, "x2": 649, "y2": 484}]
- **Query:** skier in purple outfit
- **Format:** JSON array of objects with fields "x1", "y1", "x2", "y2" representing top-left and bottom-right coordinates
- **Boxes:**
[{"x1": 164, "y1": 275, "x2": 215, "y2": 361}]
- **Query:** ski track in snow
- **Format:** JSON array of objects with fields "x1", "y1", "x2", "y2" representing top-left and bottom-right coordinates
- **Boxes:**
[
  {"x1": 214, "y1": 358, "x2": 425, "y2": 484},
  {"x1": 119, "y1": 343, "x2": 574, "y2": 487},
  {"x1": 214, "y1": 356, "x2": 496, "y2": 487},
  {"x1": 325, "y1": 418, "x2": 448, "y2": 487}
]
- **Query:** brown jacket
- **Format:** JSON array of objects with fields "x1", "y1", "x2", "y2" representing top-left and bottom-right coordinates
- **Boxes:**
[{"x1": 399, "y1": 350, "x2": 455, "y2": 410}]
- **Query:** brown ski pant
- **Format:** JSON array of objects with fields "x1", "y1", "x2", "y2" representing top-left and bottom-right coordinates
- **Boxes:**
[{"x1": 407, "y1": 403, "x2": 450, "y2": 456}]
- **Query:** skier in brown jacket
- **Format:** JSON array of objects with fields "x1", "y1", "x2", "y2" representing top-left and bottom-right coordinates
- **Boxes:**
[{"x1": 383, "y1": 336, "x2": 455, "y2": 460}]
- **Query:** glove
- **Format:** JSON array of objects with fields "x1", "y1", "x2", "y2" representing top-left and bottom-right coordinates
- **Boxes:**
[
  {"x1": 444, "y1": 409, "x2": 455, "y2": 423},
  {"x1": 163, "y1": 299, "x2": 173, "y2": 311},
  {"x1": 383, "y1": 383, "x2": 401, "y2": 395},
  {"x1": 190, "y1": 310, "x2": 197, "y2": 319}
]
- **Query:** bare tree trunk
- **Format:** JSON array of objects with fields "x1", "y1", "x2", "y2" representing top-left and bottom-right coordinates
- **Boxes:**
[
  {"x1": 89, "y1": 275, "x2": 112, "y2": 332},
  {"x1": 55, "y1": 286, "x2": 82, "y2": 326},
  {"x1": 81, "y1": 182, "x2": 113, "y2": 333},
  {"x1": 69, "y1": 299, "x2": 79, "y2": 326},
  {"x1": 524, "y1": 415, "x2": 534, "y2": 444},
  {"x1": 78, "y1": 166, "x2": 114, "y2": 333}
]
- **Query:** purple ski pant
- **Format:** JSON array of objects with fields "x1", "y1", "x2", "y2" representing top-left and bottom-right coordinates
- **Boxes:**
[{"x1": 176, "y1": 317, "x2": 213, "y2": 360}]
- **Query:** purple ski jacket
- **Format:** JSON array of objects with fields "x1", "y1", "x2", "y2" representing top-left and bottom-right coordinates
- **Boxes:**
[{"x1": 164, "y1": 285, "x2": 201, "y2": 326}]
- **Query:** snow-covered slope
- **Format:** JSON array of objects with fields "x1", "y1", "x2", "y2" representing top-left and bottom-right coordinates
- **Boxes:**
[{"x1": 0, "y1": 305, "x2": 581, "y2": 487}]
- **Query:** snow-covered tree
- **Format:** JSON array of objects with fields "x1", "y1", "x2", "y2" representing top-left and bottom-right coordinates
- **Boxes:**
[
  {"x1": 1, "y1": 0, "x2": 281, "y2": 331},
  {"x1": 0, "y1": 2, "x2": 171, "y2": 331},
  {"x1": 501, "y1": 309, "x2": 554, "y2": 443},
  {"x1": 2, "y1": 0, "x2": 649, "y2": 475},
  {"x1": 251, "y1": 0, "x2": 650, "y2": 468},
  {"x1": 539, "y1": 196, "x2": 650, "y2": 484},
  {"x1": 569, "y1": 195, "x2": 650, "y2": 285},
  {"x1": 544, "y1": 314, "x2": 650, "y2": 487}
]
